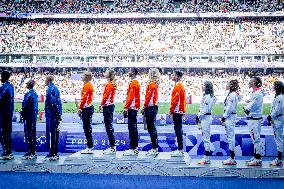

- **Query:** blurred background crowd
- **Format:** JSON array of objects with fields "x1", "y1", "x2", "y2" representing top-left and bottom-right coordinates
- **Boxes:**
[
  {"x1": 0, "y1": 0, "x2": 283, "y2": 14},
  {"x1": 0, "y1": 18, "x2": 283, "y2": 55},
  {"x1": 5, "y1": 68, "x2": 283, "y2": 102}
]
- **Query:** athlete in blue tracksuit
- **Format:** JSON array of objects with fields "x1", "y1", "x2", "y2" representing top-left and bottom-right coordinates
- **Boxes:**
[
  {"x1": 222, "y1": 80, "x2": 240, "y2": 165},
  {"x1": 267, "y1": 80, "x2": 284, "y2": 166},
  {"x1": 0, "y1": 71, "x2": 14, "y2": 160},
  {"x1": 45, "y1": 75, "x2": 62, "y2": 161},
  {"x1": 243, "y1": 77, "x2": 264, "y2": 166},
  {"x1": 21, "y1": 80, "x2": 38, "y2": 160}
]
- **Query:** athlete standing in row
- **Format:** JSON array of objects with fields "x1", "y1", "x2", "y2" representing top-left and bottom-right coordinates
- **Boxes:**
[
  {"x1": 0, "y1": 71, "x2": 14, "y2": 160},
  {"x1": 143, "y1": 68, "x2": 160, "y2": 155},
  {"x1": 79, "y1": 72, "x2": 95, "y2": 154},
  {"x1": 100, "y1": 69, "x2": 117, "y2": 155},
  {"x1": 267, "y1": 80, "x2": 284, "y2": 166},
  {"x1": 244, "y1": 77, "x2": 264, "y2": 166},
  {"x1": 170, "y1": 71, "x2": 186, "y2": 157},
  {"x1": 222, "y1": 80, "x2": 239, "y2": 165},
  {"x1": 123, "y1": 68, "x2": 140, "y2": 156},
  {"x1": 196, "y1": 81, "x2": 216, "y2": 164},
  {"x1": 21, "y1": 80, "x2": 38, "y2": 160}
]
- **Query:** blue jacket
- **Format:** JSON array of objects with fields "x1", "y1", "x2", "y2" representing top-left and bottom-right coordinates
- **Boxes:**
[
  {"x1": 22, "y1": 89, "x2": 38, "y2": 122},
  {"x1": 45, "y1": 83, "x2": 62, "y2": 118},
  {"x1": 0, "y1": 81, "x2": 14, "y2": 117}
]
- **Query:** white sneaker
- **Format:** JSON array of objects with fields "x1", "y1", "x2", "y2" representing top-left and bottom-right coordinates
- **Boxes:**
[
  {"x1": 222, "y1": 157, "x2": 237, "y2": 165},
  {"x1": 170, "y1": 149, "x2": 184, "y2": 157},
  {"x1": 270, "y1": 158, "x2": 283, "y2": 166},
  {"x1": 23, "y1": 154, "x2": 37, "y2": 160},
  {"x1": 103, "y1": 147, "x2": 116, "y2": 155},
  {"x1": 246, "y1": 157, "x2": 255, "y2": 163},
  {"x1": 49, "y1": 155, "x2": 59, "y2": 161},
  {"x1": 197, "y1": 156, "x2": 211, "y2": 165},
  {"x1": 247, "y1": 159, "x2": 262, "y2": 166},
  {"x1": 123, "y1": 148, "x2": 139, "y2": 156},
  {"x1": 147, "y1": 148, "x2": 158, "y2": 156},
  {"x1": 28, "y1": 154, "x2": 37, "y2": 160},
  {"x1": 80, "y1": 148, "x2": 94, "y2": 154},
  {"x1": 0, "y1": 153, "x2": 14, "y2": 160}
]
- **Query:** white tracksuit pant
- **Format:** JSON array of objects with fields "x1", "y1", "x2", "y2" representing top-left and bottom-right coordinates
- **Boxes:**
[
  {"x1": 201, "y1": 115, "x2": 212, "y2": 152},
  {"x1": 225, "y1": 115, "x2": 236, "y2": 151},
  {"x1": 247, "y1": 119, "x2": 262, "y2": 155},
  {"x1": 273, "y1": 120, "x2": 284, "y2": 153}
]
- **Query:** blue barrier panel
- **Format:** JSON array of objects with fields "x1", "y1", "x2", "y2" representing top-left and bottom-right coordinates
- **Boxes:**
[{"x1": 7, "y1": 123, "x2": 283, "y2": 157}]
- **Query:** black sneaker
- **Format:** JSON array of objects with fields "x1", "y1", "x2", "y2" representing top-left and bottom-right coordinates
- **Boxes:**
[
  {"x1": 43, "y1": 154, "x2": 51, "y2": 161},
  {"x1": 24, "y1": 152, "x2": 31, "y2": 156},
  {"x1": 22, "y1": 152, "x2": 32, "y2": 160}
]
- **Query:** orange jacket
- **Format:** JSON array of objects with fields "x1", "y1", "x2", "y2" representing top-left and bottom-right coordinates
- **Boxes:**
[
  {"x1": 170, "y1": 82, "x2": 186, "y2": 114},
  {"x1": 144, "y1": 81, "x2": 158, "y2": 107},
  {"x1": 124, "y1": 79, "x2": 140, "y2": 110},
  {"x1": 79, "y1": 82, "x2": 94, "y2": 110},
  {"x1": 100, "y1": 81, "x2": 116, "y2": 106}
]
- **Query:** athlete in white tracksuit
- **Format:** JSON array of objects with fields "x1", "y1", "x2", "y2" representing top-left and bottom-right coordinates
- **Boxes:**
[
  {"x1": 222, "y1": 80, "x2": 240, "y2": 165},
  {"x1": 267, "y1": 81, "x2": 284, "y2": 166},
  {"x1": 196, "y1": 81, "x2": 216, "y2": 164},
  {"x1": 243, "y1": 77, "x2": 264, "y2": 166}
]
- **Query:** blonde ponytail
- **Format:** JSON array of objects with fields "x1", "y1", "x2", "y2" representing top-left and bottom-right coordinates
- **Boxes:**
[
  {"x1": 108, "y1": 69, "x2": 117, "y2": 89},
  {"x1": 148, "y1": 68, "x2": 160, "y2": 86}
]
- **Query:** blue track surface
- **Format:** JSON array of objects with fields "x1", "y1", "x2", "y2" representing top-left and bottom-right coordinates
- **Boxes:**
[{"x1": 0, "y1": 172, "x2": 283, "y2": 189}]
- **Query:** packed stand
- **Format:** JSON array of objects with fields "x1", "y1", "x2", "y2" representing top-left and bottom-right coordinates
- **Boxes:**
[
  {"x1": 0, "y1": 19, "x2": 283, "y2": 55},
  {"x1": 0, "y1": 0, "x2": 283, "y2": 14},
  {"x1": 180, "y1": 0, "x2": 283, "y2": 13},
  {"x1": 111, "y1": 0, "x2": 176, "y2": 13},
  {"x1": 0, "y1": 0, "x2": 107, "y2": 14}
]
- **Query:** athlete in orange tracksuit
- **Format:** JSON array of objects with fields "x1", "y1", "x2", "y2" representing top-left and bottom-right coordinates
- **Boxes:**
[
  {"x1": 123, "y1": 68, "x2": 140, "y2": 156},
  {"x1": 169, "y1": 71, "x2": 186, "y2": 157},
  {"x1": 78, "y1": 72, "x2": 95, "y2": 154},
  {"x1": 143, "y1": 68, "x2": 160, "y2": 155},
  {"x1": 100, "y1": 69, "x2": 117, "y2": 154}
]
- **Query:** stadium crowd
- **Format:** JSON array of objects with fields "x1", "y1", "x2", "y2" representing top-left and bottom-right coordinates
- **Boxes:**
[
  {"x1": 0, "y1": 19, "x2": 283, "y2": 55},
  {"x1": 6, "y1": 69, "x2": 283, "y2": 102},
  {"x1": 180, "y1": 0, "x2": 283, "y2": 13},
  {"x1": 0, "y1": 0, "x2": 282, "y2": 14}
]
